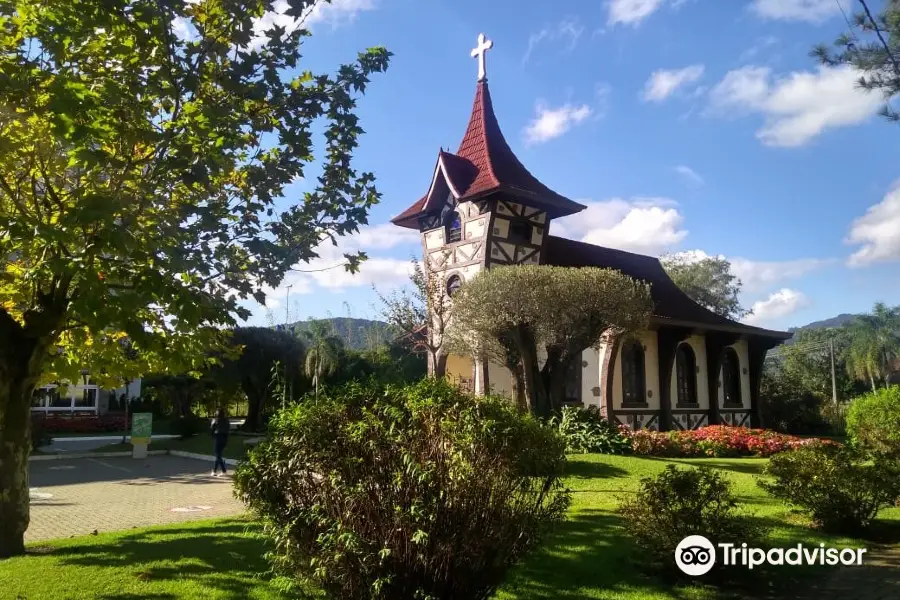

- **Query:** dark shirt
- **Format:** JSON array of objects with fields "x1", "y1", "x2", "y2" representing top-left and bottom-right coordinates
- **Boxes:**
[{"x1": 211, "y1": 417, "x2": 230, "y2": 442}]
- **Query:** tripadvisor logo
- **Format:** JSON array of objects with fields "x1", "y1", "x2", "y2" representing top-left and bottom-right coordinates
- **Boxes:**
[{"x1": 675, "y1": 536, "x2": 867, "y2": 576}]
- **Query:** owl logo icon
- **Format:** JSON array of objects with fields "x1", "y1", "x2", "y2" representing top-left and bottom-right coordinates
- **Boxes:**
[{"x1": 675, "y1": 535, "x2": 716, "y2": 576}]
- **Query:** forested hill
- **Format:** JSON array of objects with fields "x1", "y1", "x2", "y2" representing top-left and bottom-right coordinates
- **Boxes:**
[
  {"x1": 789, "y1": 313, "x2": 858, "y2": 333},
  {"x1": 288, "y1": 317, "x2": 398, "y2": 350}
]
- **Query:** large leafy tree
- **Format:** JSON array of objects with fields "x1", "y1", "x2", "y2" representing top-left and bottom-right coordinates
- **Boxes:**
[
  {"x1": 661, "y1": 253, "x2": 751, "y2": 320},
  {"x1": 0, "y1": 0, "x2": 389, "y2": 556},
  {"x1": 205, "y1": 326, "x2": 308, "y2": 431},
  {"x1": 813, "y1": 0, "x2": 900, "y2": 122},
  {"x1": 446, "y1": 266, "x2": 653, "y2": 417}
]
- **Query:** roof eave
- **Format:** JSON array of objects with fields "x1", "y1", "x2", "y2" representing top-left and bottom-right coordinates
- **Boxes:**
[{"x1": 648, "y1": 316, "x2": 792, "y2": 341}]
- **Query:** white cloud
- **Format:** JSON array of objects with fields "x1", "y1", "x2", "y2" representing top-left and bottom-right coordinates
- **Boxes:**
[
  {"x1": 553, "y1": 197, "x2": 687, "y2": 255},
  {"x1": 253, "y1": 223, "x2": 419, "y2": 309},
  {"x1": 674, "y1": 165, "x2": 704, "y2": 187},
  {"x1": 846, "y1": 184, "x2": 900, "y2": 267},
  {"x1": 729, "y1": 257, "x2": 833, "y2": 292},
  {"x1": 523, "y1": 102, "x2": 592, "y2": 145},
  {"x1": 708, "y1": 65, "x2": 884, "y2": 147},
  {"x1": 744, "y1": 288, "x2": 811, "y2": 325},
  {"x1": 607, "y1": 0, "x2": 666, "y2": 26},
  {"x1": 750, "y1": 0, "x2": 839, "y2": 23},
  {"x1": 249, "y1": 0, "x2": 374, "y2": 50},
  {"x1": 642, "y1": 65, "x2": 705, "y2": 102},
  {"x1": 523, "y1": 17, "x2": 584, "y2": 64},
  {"x1": 665, "y1": 249, "x2": 832, "y2": 292}
]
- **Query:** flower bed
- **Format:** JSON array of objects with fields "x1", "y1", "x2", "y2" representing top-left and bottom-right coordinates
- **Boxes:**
[
  {"x1": 33, "y1": 414, "x2": 127, "y2": 434},
  {"x1": 629, "y1": 425, "x2": 835, "y2": 458}
]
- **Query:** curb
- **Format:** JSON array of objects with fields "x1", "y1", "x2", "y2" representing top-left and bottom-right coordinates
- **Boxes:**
[
  {"x1": 50, "y1": 434, "x2": 180, "y2": 443},
  {"x1": 169, "y1": 449, "x2": 240, "y2": 467},
  {"x1": 29, "y1": 450, "x2": 168, "y2": 461}
]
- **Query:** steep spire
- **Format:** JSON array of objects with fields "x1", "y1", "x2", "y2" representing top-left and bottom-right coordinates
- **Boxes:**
[{"x1": 392, "y1": 40, "x2": 585, "y2": 229}]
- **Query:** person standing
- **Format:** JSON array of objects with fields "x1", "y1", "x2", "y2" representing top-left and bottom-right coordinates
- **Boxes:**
[{"x1": 210, "y1": 407, "x2": 230, "y2": 477}]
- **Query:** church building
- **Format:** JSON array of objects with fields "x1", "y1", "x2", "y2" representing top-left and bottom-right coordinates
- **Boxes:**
[{"x1": 391, "y1": 34, "x2": 791, "y2": 431}]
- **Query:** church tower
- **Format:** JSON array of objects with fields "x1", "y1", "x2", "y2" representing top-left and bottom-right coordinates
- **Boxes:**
[{"x1": 391, "y1": 34, "x2": 585, "y2": 394}]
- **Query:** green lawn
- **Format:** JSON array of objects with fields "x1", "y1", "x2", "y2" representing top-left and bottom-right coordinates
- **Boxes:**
[
  {"x1": 0, "y1": 518, "x2": 313, "y2": 600},
  {"x1": 92, "y1": 435, "x2": 251, "y2": 461},
  {"x1": 4, "y1": 454, "x2": 899, "y2": 599}
]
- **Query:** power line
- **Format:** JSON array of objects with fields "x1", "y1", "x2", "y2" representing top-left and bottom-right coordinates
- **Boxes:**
[
  {"x1": 857, "y1": 0, "x2": 900, "y2": 79},
  {"x1": 288, "y1": 261, "x2": 350, "y2": 273},
  {"x1": 835, "y1": 0, "x2": 859, "y2": 42}
]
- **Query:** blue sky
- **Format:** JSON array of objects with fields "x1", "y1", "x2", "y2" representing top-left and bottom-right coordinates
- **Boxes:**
[{"x1": 229, "y1": 0, "x2": 900, "y2": 331}]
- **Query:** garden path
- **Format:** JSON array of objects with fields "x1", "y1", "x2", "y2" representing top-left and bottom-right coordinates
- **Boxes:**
[{"x1": 798, "y1": 542, "x2": 900, "y2": 600}]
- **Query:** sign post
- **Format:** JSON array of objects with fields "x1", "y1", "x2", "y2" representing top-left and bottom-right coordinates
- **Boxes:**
[{"x1": 131, "y1": 412, "x2": 152, "y2": 459}]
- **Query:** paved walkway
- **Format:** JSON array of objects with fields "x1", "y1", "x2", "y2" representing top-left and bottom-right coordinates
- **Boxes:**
[
  {"x1": 27, "y1": 455, "x2": 245, "y2": 543},
  {"x1": 799, "y1": 543, "x2": 900, "y2": 600}
]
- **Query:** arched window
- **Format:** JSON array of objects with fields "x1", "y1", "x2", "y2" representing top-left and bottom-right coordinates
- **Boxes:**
[
  {"x1": 675, "y1": 343, "x2": 698, "y2": 406},
  {"x1": 721, "y1": 347, "x2": 742, "y2": 407},
  {"x1": 621, "y1": 340, "x2": 646, "y2": 405},
  {"x1": 443, "y1": 206, "x2": 461, "y2": 243},
  {"x1": 564, "y1": 356, "x2": 582, "y2": 404},
  {"x1": 446, "y1": 274, "x2": 462, "y2": 297}
]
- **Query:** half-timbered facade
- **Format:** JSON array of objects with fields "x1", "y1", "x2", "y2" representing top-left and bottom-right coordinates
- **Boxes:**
[{"x1": 391, "y1": 34, "x2": 791, "y2": 431}]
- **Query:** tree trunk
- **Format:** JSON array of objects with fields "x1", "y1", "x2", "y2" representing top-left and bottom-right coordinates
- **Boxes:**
[
  {"x1": 514, "y1": 326, "x2": 549, "y2": 418},
  {"x1": 242, "y1": 379, "x2": 266, "y2": 432},
  {"x1": 427, "y1": 348, "x2": 447, "y2": 378},
  {"x1": 0, "y1": 345, "x2": 43, "y2": 557},
  {"x1": 511, "y1": 362, "x2": 527, "y2": 412},
  {"x1": 870, "y1": 372, "x2": 877, "y2": 392}
]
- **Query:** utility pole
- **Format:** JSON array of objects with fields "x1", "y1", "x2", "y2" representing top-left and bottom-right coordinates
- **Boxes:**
[
  {"x1": 830, "y1": 338, "x2": 839, "y2": 405},
  {"x1": 284, "y1": 284, "x2": 292, "y2": 409}
]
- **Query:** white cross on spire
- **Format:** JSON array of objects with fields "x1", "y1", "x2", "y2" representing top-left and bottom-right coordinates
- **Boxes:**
[{"x1": 470, "y1": 33, "x2": 493, "y2": 82}]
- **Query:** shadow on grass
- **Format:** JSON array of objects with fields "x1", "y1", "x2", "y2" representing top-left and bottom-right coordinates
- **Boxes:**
[
  {"x1": 653, "y1": 458, "x2": 767, "y2": 477},
  {"x1": 498, "y1": 509, "x2": 722, "y2": 599},
  {"x1": 43, "y1": 519, "x2": 316, "y2": 600},
  {"x1": 564, "y1": 459, "x2": 629, "y2": 480},
  {"x1": 500, "y1": 507, "x2": 900, "y2": 600}
]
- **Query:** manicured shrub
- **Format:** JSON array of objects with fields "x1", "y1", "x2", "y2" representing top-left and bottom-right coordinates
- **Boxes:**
[
  {"x1": 234, "y1": 378, "x2": 571, "y2": 600},
  {"x1": 760, "y1": 443, "x2": 900, "y2": 534},
  {"x1": 630, "y1": 425, "x2": 833, "y2": 458},
  {"x1": 37, "y1": 414, "x2": 126, "y2": 434},
  {"x1": 846, "y1": 386, "x2": 900, "y2": 458},
  {"x1": 552, "y1": 406, "x2": 632, "y2": 454},
  {"x1": 619, "y1": 465, "x2": 763, "y2": 570}
]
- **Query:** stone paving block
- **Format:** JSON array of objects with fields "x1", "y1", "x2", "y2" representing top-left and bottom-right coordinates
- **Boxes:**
[{"x1": 26, "y1": 455, "x2": 245, "y2": 543}]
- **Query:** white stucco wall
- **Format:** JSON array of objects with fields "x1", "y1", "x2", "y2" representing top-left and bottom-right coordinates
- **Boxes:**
[
  {"x1": 582, "y1": 347, "x2": 600, "y2": 408},
  {"x1": 716, "y1": 339, "x2": 752, "y2": 410},
  {"x1": 669, "y1": 334, "x2": 710, "y2": 409},
  {"x1": 487, "y1": 361, "x2": 516, "y2": 398}
]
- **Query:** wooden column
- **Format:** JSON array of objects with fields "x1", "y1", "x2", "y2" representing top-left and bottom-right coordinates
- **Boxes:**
[
  {"x1": 705, "y1": 333, "x2": 739, "y2": 425},
  {"x1": 600, "y1": 335, "x2": 620, "y2": 423},
  {"x1": 656, "y1": 326, "x2": 692, "y2": 431},
  {"x1": 747, "y1": 336, "x2": 776, "y2": 428}
]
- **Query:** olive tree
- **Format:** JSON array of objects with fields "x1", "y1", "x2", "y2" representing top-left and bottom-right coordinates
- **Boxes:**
[
  {"x1": 446, "y1": 266, "x2": 653, "y2": 417},
  {"x1": 0, "y1": 0, "x2": 389, "y2": 556}
]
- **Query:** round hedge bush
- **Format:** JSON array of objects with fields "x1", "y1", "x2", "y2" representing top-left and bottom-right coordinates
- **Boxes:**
[
  {"x1": 233, "y1": 378, "x2": 571, "y2": 600},
  {"x1": 846, "y1": 385, "x2": 900, "y2": 458}
]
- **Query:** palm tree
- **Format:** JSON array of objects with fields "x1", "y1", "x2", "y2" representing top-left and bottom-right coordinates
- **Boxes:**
[
  {"x1": 845, "y1": 303, "x2": 900, "y2": 390},
  {"x1": 303, "y1": 321, "x2": 342, "y2": 399}
]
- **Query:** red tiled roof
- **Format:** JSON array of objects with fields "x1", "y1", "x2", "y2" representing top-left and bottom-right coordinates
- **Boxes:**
[
  {"x1": 392, "y1": 81, "x2": 585, "y2": 228},
  {"x1": 543, "y1": 236, "x2": 791, "y2": 340}
]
